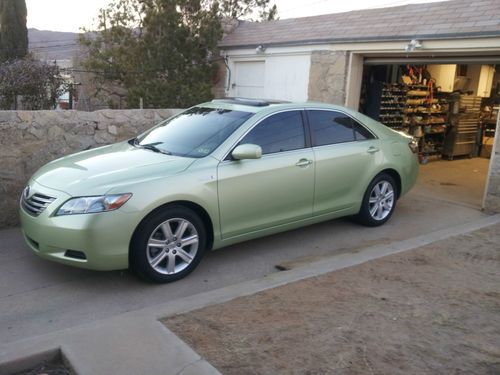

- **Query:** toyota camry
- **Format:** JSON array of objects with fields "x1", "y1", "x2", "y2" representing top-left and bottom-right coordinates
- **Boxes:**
[{"x1": 20, "y1": 99, "x2": 419, "y2": 282}]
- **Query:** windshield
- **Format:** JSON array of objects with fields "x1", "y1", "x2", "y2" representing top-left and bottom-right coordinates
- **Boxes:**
[{"x1": 136, "y1": 107, "x2": 253, "y2": 158}]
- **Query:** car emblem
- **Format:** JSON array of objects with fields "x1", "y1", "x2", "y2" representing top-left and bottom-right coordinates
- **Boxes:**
[{"x1": 23, "y1": 185, "x2": 30, "y2": 199}]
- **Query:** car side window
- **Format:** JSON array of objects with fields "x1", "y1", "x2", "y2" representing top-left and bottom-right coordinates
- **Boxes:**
[
  {"x1": 351, "y1": 118, "x2": 375, "y2": 141},
  {"x1": 240, "y1": 111, "x2": 305, "y2": 155},
  {"x1": 308, "y1": 110, "x2": 355, "y2": 146}
]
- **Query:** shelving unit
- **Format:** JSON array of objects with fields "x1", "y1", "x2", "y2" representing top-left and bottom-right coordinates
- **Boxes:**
[
  {"x1": 378, "y1": 85, "x2": 406, "y2": 130},
  {"x1": 404, "y1": 86, "x2": 450, "y2": 157},
  {"x1": 361, "y1": 62, "x2": 495, "y2": 166},
  {"x1": 374, "y1": 83, "x2": 451, "y2": 159}
]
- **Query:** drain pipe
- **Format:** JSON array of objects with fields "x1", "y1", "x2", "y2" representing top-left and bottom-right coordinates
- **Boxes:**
[{"x1": 222, "y1": 52, "x2": 231, "y2": 95}]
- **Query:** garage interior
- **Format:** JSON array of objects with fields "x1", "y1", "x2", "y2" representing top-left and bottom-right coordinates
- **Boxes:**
[{"x1": 359, "y1": 58, "x2": 499, "y2": 208}]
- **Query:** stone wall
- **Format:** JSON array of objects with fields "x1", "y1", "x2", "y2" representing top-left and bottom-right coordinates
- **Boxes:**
[
  {"x1": 483, "y1": 116, "x2": 500, "y2": 213},
  {"x1": 307, "y1": 51, "x2": 348, "y2": 105},
  {"x1": 0, "y1": 109, "x2": 182, "y2": 228}
]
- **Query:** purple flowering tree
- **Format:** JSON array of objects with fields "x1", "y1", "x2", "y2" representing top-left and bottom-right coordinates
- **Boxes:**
[{"x1": 0, "y1": 57, "x2": 68, "y2": 110}]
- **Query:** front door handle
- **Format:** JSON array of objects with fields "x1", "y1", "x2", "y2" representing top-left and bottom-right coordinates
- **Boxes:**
[
  {"x1": 295, "y1": 159, "x2": 313, "y2": 167},
  {"x1": 367, "y1": 146, "x2": 380, "y2": 154}
]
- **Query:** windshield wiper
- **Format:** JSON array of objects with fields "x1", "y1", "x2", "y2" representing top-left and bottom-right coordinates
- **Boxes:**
[
  {"x1": 129, "y1": 138, "x2": 172, "y2": 155},
  {"x1": 138, "y1": 142, "x2": 172, "y2": 155}
]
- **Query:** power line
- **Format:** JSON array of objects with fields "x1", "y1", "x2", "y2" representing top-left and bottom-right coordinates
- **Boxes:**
[
  {"x1": 60, "y1": 59, "x2": 224, "y2": 75},
  {"x1": 29, "y1": 38, "x2": 79, "y2": 45},
  {"x1": 0, "y1": 44, "x2": 80, "y2": 52},
  {"x1": 30, "y1": 43, "x2": 80, "y2": 50}
]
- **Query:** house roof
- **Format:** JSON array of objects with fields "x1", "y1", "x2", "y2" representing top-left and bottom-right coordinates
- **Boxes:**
[{"x1": 219, "y1": 0, "x2": 500, "y2": 49}]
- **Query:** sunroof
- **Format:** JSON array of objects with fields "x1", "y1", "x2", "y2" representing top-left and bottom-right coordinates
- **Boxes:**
[{"x1": 212, "y1": 98, "x2": 290, "y2": 107}]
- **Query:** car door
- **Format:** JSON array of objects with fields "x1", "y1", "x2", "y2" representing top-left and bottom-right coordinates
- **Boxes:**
[
  {"x1": 307, "y1": 109, "x2": 379, "y2": 216},
  {"x1": 217, "y1": 110, "x2": 314, "y2": 239}
]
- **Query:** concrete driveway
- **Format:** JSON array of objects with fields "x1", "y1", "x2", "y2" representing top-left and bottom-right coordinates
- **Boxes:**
[{"x1": 0, "y1": 186, "x2": 485, "y2": 345}]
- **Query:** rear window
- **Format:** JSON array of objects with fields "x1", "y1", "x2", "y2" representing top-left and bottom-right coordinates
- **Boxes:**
[
  {"x1": 308, "y1": 110, "x2": 355, "y2": 146},
  {"x1": 352, "y1": 119, "x2": 375, "y2": 140},
  {"x1": 308, "y1": 110, "x2": 374, "y2": 146},
  {"x1": 137, "y1": 107, "x2": 253, "y2": 158}
]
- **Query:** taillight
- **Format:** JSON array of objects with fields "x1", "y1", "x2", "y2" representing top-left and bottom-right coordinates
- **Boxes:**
[{"x1": 408, "y1": 138, "x2": 419, "y2": 154}]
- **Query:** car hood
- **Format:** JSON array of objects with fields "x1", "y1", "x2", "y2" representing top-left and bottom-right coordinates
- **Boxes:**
[{"x1": 32, "y1": 141, "x2": 196, "y2": 196}]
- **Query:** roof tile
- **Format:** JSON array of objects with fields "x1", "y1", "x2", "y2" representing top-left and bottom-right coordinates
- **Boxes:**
[{"x1": 220, "y1": 0, "x2": 500, "y2": 48}]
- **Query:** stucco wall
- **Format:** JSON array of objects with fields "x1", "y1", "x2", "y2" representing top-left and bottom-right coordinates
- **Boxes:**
[
  {"x1": 307, "y1": 50, "x2": 348, "y2": 105},
  {"x1": 483, "y1": 116, "x2": 500, "y2": 213},
  {"x1": 0, "y1": 109, "x2": 182, "y2": 228}
]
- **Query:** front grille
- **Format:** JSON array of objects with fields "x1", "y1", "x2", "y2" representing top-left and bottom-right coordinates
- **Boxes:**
[{"x1": 21, "y1": 192, "x2": 56, "y2": 216}]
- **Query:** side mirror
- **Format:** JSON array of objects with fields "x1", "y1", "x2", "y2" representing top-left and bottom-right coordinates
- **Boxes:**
[{"x1": 232, "y1": 144, "x2": 262, "y2": 160}]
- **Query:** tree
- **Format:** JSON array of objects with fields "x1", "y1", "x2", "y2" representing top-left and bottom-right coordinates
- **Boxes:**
[
  {"x1": 0, "y1": 0, "x2": 28, "y2": 62},
  {"x1": 129, "y1": 0, "x2": 223, "y2": 107},
  {"x1": 79, "y1": 0, "x2": 278, "y2": 108},
  {"x1": 217, "y1": 0, "x2": 278, "y2": 21},
  {"x1": 0, "y1": 57, "x2": 67, "y2": 109}
]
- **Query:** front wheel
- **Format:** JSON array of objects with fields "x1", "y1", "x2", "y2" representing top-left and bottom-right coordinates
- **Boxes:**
[
  {"x1": 130, "y1": 206, "x2": 207, "y2": 283},
  {"x1": 355, "y1": 173, "x2": 397, "y2": 227}
]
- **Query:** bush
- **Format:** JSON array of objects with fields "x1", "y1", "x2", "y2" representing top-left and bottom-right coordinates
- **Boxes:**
[{"x1": 0, "y1": 57, "x2": 68, "y2": 110}]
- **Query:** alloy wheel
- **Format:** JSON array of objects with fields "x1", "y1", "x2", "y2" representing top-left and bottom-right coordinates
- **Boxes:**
[
  {"x1": 146, "y1": 218, "x2": 199, "y2": 275},
  {"x1": 368, "y1": 180, "x2": 394, "y2": 221}
]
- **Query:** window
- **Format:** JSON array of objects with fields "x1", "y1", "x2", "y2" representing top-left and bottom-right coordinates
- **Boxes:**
[
  {"x1": 137, "y1": 107, "x2": 253, "y2": 158},
  {"x1": 308, "y1": 110, "x2": 355, "y2": 146},
  {"x1": 308, "y1": 110, "x2": 374, "y2": 146},
  {"x1": 240, "y1": 111, "x2": 305, "y2": 155},
  {"x1": 352, "y1": 119, "x2": 375, "y2": 141}
]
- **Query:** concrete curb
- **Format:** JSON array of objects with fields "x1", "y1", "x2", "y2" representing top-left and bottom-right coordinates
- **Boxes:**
[
  {"x1": 0, "y1": 315, "x2": 221, "y2": 375},
  {"x1": 1, "y1": 213, "x2": 499, "y2": 375},
  {"x1": 140, "y1": 212, "x2": 500, "y2": 320}
]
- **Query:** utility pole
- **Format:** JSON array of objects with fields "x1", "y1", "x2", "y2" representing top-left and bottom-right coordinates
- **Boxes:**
[{"x1": 68, "y1": 82, "x2": 81, "y2": 110}]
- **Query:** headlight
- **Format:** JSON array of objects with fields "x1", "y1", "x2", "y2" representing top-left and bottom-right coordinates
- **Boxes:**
[{"x1": 55, "y1": 194, "x2": 132, "y2": 216}]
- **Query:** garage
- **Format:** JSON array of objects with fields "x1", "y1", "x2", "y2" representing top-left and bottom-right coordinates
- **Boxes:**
[
  {"x1": 218, "y1": 0, "x2": 500, "y2": 212},
  {"x1": 357, "y1": 57, "x2": 499, "y2": 208}
]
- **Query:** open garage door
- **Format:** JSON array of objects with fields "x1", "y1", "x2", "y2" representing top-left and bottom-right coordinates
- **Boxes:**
[
  {"x1": 357, "y1": 55, "x2": 499, "y2": 210},
  {"x1": 364, "y1": 55, "x2": 500, "y2": 66}
]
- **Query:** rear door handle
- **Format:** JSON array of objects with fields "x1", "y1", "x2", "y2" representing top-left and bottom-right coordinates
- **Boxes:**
[
  {"x1": 367, "y1": 146, "x2": 380, "y2": 154},
  {"x1": 295, "y1": 159, "x2": 313, "y2": 167}
]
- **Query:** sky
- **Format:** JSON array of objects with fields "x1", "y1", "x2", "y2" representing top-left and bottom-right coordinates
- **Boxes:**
[{"x1": 26, "y1": 0, "x2": 447, "y2": 33}]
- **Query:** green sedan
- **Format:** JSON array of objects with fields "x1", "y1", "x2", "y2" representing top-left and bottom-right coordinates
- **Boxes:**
[{"x1": 20, "y1": 99, "x2": 419, "y2": 282}]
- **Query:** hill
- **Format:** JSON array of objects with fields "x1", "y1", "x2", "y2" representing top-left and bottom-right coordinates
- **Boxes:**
[{"x1": 28, "y1": 28, "x2": 80, "y2": 61}]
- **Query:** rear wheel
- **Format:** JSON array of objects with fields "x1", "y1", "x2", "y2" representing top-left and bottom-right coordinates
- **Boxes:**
[
  {"x1": 130, "y1": 206, "x2": 206, "y2": 283},
  {"x1": 355, "y1": 173, "x2": 397, "y2": 227}
]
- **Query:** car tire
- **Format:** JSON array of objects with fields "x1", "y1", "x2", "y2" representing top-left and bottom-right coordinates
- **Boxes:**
[
  {"x1": 355, "y1": 173, "x2": 397, "y2": 227},
  {"x1": 130, "y1": 205, "x2": 207, "y2": 283}
]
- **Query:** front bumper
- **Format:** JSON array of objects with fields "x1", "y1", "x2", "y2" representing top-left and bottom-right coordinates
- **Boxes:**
[{"x1": 20, "y1": 182, "x2": 140, "y2": 271}]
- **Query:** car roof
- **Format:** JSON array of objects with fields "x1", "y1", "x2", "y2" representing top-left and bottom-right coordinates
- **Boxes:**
[
  {"x1": 196, "y1": 98, "x2": 402, "y2": 142},
  {"x1": 212, "y1": 98, "x2": 290, "y2": 107},
  {"x1": 199, "y1": 98, "x2": 358, "y2": 115}
]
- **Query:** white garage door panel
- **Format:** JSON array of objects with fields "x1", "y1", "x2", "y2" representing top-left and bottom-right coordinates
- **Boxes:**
[
  {"x1": 265, "y1": 55, "x2": 310, "y2": 101},
  {"x1": 234, "y1": 61, "x2": 265, "y2": 98}
]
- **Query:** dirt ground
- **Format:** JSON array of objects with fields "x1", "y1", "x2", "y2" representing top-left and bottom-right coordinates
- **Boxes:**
[{"x1": 164, "y1": 224, "x2": 500, "y2": 375}]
